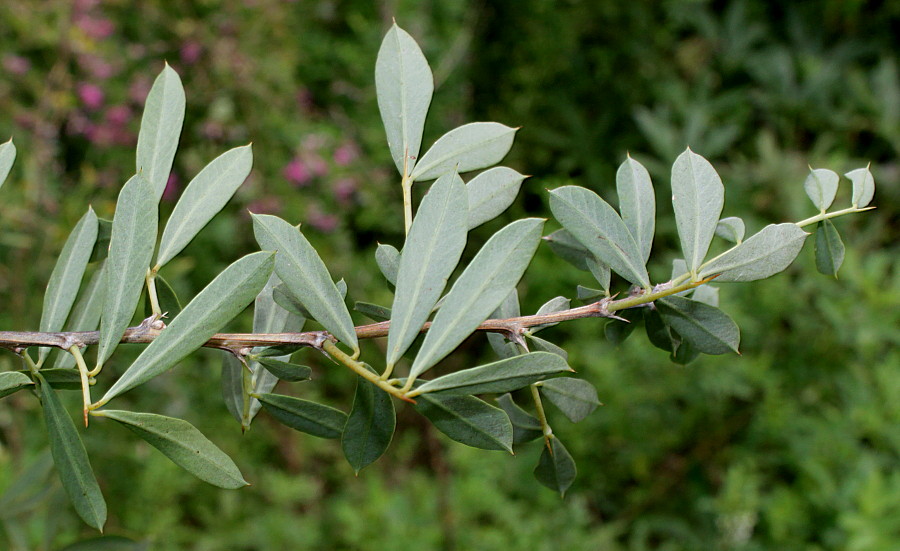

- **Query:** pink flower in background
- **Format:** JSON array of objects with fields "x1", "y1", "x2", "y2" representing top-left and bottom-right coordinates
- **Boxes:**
[
  {"x1": 75, "y1": 14, "x2": 115, "y2": 40},
  {"x1": 73, "y1": 0, "x2": 100, "y2": 10},
  {"x1": 246, "y1": 197, "x2": 282, "y2": 216},
  {"x1": 283, "y1": 157, "x2": 312, "y2": 186},
  {"x1": 129, "y1": 76, "x2": 152, "y2": 104},
  {"x1": 163, "y1": 173, "x2": 180, "y2": 202},
  {"x1": 332, "y1": 177, "x2": 357, "y2": 206},
  {"x1": 201, "y1": 121, "x2": 225, "y2": 140},
  {"x1": 77, "y1": 83, "x2": 105, "y2": 110},
  {"x1": 105, "y1": 105, "x2": 132, "y2": 126},
  {"x1": 333, "y1": 142, "x2": 359, "y2": 166},
  {"x1": 78, "y1": 54, "x2": 115, "y2": 79},
  {"x1": 308, "y1": 155, "x2": 328, "y2": 177},
  {"x1": 180, "y1": 42, "x2": 202, "y2": 65},
  {"x1": 308, "y1": 211, "x2": 339, "y2": 233},
  {"x1": 2, "y1": 55, "x2": 30, "y2": 75}
]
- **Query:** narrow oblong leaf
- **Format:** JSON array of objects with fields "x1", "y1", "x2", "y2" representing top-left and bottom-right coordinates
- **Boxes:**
[
  {"x1": 342, "y1": 372, "x2": 396, "y2": 474},
  {"x1": 252, "y1": 214, "x2": 357, "y2": 352},
  {"x1": 526, "y1": 334, "x2": 568, "y2": 360},
  {"x1": 375, "y1": 243, "x2": 400, "y2": 286},
  {"x1": 543, "y1": 229, "x2": 592, "y2": 271},
  {"x1": 100, "y1": 251, "x2": 274, "y2": 403},
  {"x1": 671, "y1": 149, "x2": 725, "y2": 273},
  {"x1": 845, "y1": 166, "x2": 875, "y2": 208},
  {"x1": 388, "y1": 172, "x2": 467, "y2": 367},
  {"x1": 21, "y1": 368, "x2": 81, "y2": 390},
  {"x1": 656, "y1": 295, "x2": 740, "y2": 355},
  {"x1": 616, "y1": 156, "x2": 655, "y2": 263},
  {"x1": 98, "y1": 410, "x2": 247, "y2": 489},
  {"x1": 354, "y1": 302, "x2": 392, "y2": 321},
  {"x1": 36, "y1": 374, "x2": 106, "y2": 530},
  {"x1": 537, "y1": 378, "x2": 601, "y2": 423},
  {"x1": 486, "y1": 291, "x2": 521, "y2": 359},
  {"x1": 136, "y1": 63, "x2": 185, "y2": 201},
  {"x1": 715, "y1": 217, "x2": 745, "y2": 244},
  {"x1": 699, "y1": 223, "x2": 809, "y2": 282},
  {"x1": 256, "y1": 393, "x2": 347, "y2": 439},
  {"x1": 0, "y1": 372, "x2": 33, "y2": 398},
  {"x1": 156, "y1": 145, "x2": 253, "y2": 268},
  {"x1": 530, "y1": 296, "x2": 571, "y2": 333},
  {"x1": 410, "y1": 218, "x2": 545, "y2": 380},
  {"x1": 413, "y1": 352, "x2": 571, "y2": 396},
  {"x1": 415, "y1": 393, "x2": 513, "y2": 452},
  {"x1": 466, "y1": 167, "x2": 526, "y2": 229},
  {"x1": 586, "y1": 256, "x2": 611, "y2": 294},
  {"x1": 548, "y1": 186, "x2": 650, "y2": 287},
  {"x1": 534, "y1": 437, "x2": 576, "y2": 497},
  {"x1": 375, "y1": 23, "x2": 434, "y2": 176},
  {"x1": 97, "y1": 174, "x2": 158, "y2": 368},
  {"x1": 38, "y1": 207, "x2": 99, "y2": 363},
  {"x1": 411, "y1": 122, "x2": 518, "y2": 181},
  {"x1": 496, "y1": 393, "x2": 542, "y2": 444},
  {"x1": 221, "y1": 354, "x2": 244, "y2": 424},
  {"x1": 255, "y1": 358, "x2": 312, "y2": 382},
  {"x1": 815, "y1": 219, "x2": 845, "y2": 276},
  {"x1": 0, "y1": 138, "x2": 15, "y2": 189},
  {"x1": 803, "y1": 168, "x2": 839, "y2": 211},
  {"x1": 89, "y1": 218, "x2": 113, "y2": 263}
]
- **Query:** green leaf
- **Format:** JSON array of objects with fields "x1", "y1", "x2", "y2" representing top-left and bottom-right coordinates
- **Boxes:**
[
  {"x1": 411, "y1": 122, "x2": 518, "y2": 181},
  {"x1": 644, "y1": 308, "x2": 676, "y2": 353},
  {"x1": 496, "y1": 393, "x2": 542, "y2": 444},
  {"x1": 38, "y1": 208, "x2": 98, "y2": 363},
  {"x1": 815, "y1": 219, "x2": 845, "y2": 276},
  {"x1": 97, "y1": 174, "x2": 158, "y2": 368},
  {"x1": 256, "y1": 357, "x2": 312, "y2": 382},
  {"x1": 342, "y1": 371, "x2": 396, "y2": 474},
  {"x1": 699, "y1": 223, "x2": 809, "y2": 282},
  {"x1": 691, "y1": 284, "x2": 719, "y2": 307},
  {"x1": 20, "y1": 368, "x2": 81, "y2": 390},
  {"x1": 534, "y1": 437, "x2": 577, "y2": 497},
  {"x1": 252, "y1": 214, "x2": 358, "y2": 352},
  {"x1": 486, "y1": 291, "x2": 521, "y2": 359},
  {"x1": 803, "y1": 168, "x2": 839, "y2": 211},
  {"x1": 415, "y1": 393, "x2": 513, "y2": 452},
  {"x1": 136, "y1": 63, "x2": 185, "y2": 201},
  {"x1": 256, "y1": 393, "x2": 347, "y2": 439},
  {"x1": 375, "y1": 243, "x2": 400, "y2": 286},
  {"x1": 99, "y1": 251, "x2": 274, "y2": 403},
  {"x1": 354, "y1": 301, "x2": 392, "y2": 321},
  {"x1": 846, "y1": 166, "x2": 875, "y2": 208},
  {"x1": 586, "y1": 256, "x2": 611, "y2": 294},
  {"x1": 410, "y1": 218, "x2": 544, "y2": 380},
  {"x1": 153, "y1": 275, "x2": 182, "y2": 317},
  {"x1": 616, "y1": 155, "x2": 655, "y2": 264},
  {"x1": 36, "y1": 374, "x2": 106, "y2": 531},
  {"x1": 413, "y1": 352, "x2": 571, "y2": 396},
  {"x1": 0, "y1": 372, "x2": 33, "y2": 399},
  {"x1": 0, "y1": 138, "x2": 15, "y2": 189},
  {"x1": 537, "y1": 378, "x2": 601, "y2": 423},
  {"x1": 466, "y1": 167, "x2": 526, "y2": 229},
  {"x1": 548, "y1": 186, "x2": 650, "y2": 287},
  {"x1": 220, "y1": 354, "x2": 244, "y2": 424},
  {"x1": 604, "y1": 307, "x2": 641, "y2": 345},
  {"x1": 388, "y1": 171, "x2": 467, "y2": 367},
  {"x1": 542, "y1": 229, "x2": 592, "y2": 272},
  {"x1": 97, "y1": 410, "x2": 247, "y2": 489},
  {"x1": 375, "y1": 22, "x2": 434, "y2": 176},
  {"x1": 57, "y1": 535, "x2": 148, "y2": 551},
  {"x1": 526, "y1": 334, "x2": 568, "y2": 360},
  {"x1": 671, "y1": 149, "x2": 725, "y2": 273},
  {"x1": 155, "y1": 145, "x2": 253, "y2": 268},
  {"x1": 656, "y1": 295, "x2": 740, "y2": 355},
  {"x1": 530, "y1": 296, "x2": 570, "y2": 333},
  {"x1": 89, "y1": 218, "x2": 113, "y2": 263},
  {"x1": 715, "y1": 217, "x2": 745, "y2": 244}
]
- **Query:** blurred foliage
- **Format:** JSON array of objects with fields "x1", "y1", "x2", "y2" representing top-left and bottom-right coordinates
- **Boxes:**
[{"x1": 0, "y1": 0, "x2": 897, "y2": 549}]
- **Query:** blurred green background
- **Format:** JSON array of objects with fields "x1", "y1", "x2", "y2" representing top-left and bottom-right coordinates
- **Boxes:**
[{"x1": 0, "y1": 0, "x2": 897, "y2": 549}]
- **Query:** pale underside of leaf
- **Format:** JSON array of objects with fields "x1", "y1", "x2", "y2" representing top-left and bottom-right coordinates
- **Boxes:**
[
  {"x1": 411, "y1": 122, "x2": 518, "y2": 181},
  {"x1": 616, "y1": 156, "x2": 655, "y2": 264},
  {"x1": 699, "y1": 223, "x2": 809, "y2": 282},
  {"x1": 466, "y1": 167, "x2": 526, "y2": 229},
  {"x1": 671, "y1": 149, "x2": 724, "y2": 273},
  {"x1": 136, "y1": 64, "x2": 186, "y2": 201},
  {"x1": 0, "y1": 138, "x2": 16, "y2": 189},
  {"x1": 803, "y1": 168, "x2": 839, "y2": 211}
]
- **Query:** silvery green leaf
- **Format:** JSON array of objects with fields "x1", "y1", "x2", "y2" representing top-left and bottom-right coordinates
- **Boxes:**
[
  {"x1": 410, "y1": 218, "x2": 544, "y2": 380},
  {"x1": 98, "y1": 410, "x2": 247, "y2": 489},
  {"x1": 699, "y1": 223, "x2": 809, "y2": 282},
  {"x1": 815, "y1": 219, "x2": 845, "y2": 277},
  {"x1": 576, "y1": 286, "x2": 605, "y2": 301},
  {"x1": 97, "y1": 174, "x2": 158, "y2": 368},
  {"x1": 53, "y1": 264, "x2": 106, "y2": 369},
  {"x1": 413, "y1": 352, "x2": 570, "y2": 396},
  {"x1": 487, "y1": 290, "x2": 521, "y2": 359},
  {"x1": 415, "y1": 393, "x2": 513, "y2": 452},
  {"x1": 616, "y1": 156, "x2": 655, "y2": 263},
  {"x1": 0, "y1": 138, "x2": 15, "y2": 190},
  {"x1": 543, "y1": 229, "x2": 593, "y2": 271},
  {"x1": 156, "y1": 145, "x2": 253, "y2": 268},
  {"x1": 526, "y1": 334, "x2": 568, "y2": 360},
  {"x1": 342, "y1": 369, "x2": 396, "y2": 474},
  {"x1": 586, "y1": 257, "x2": 611, "y2": 294},
  {"x1": 272, "y1": 283, "x2": 310, "y2": 318},
  {"x1": 256, "y1": 358, "x2": 311, "y2": 382},
  {"x1": 803, "y1": 168, "x2": 839, "y2": 211},
  {"x1": 354, "y1": 302, "x2": 392, "y2": 322},
  {"x1": 691, "y1": 285, "x2": 719, "y2": 307},
  {"x1": 99, "y1": 251, "x2": 274, "y2": 403},
  {"x1": 38, "y1": 207, "x2": 98, "y2": 363},
  {"x1": 466, "y1": 167, "x2": 526, "y2": 229},
  {"x1": 845, "y1": 166, "x2": 875, "y2": 208},
  {"x1": 644, "y1": 308, "x2": 677, "y2": 353},
  {"x1": 533, "y1": 437, "x2": 576, "y2": 497},
  {"x1": 715, "y1": 217, "x2": 745, "y2": 244},
  {"x1": 136, "y1": 64, "x2": 185, "y2": 201},
  {"x1": 548, "y1": 186, "x2": 650, "y2": 287},
  {"x1": 37, "y1": 374, "x2": 106, "y2": 530},
  {"x1": 375, "y1": 23, "x2": 434, "y2": 176},
  {"x1": 496, "y1": 393, "x2": 542, "y2": 444},
  {"x1": 252, "y1": 214, "x2": 357, "y2": 352},
  {"x1": 220, "y1": 354, "x2": 244, "y2": 424},
  {"x1": 530, "y1": 296, "x2": 570, "y2": 334},
  {"x1": 89, "y1": 218, "x2": 112, "y2": 263},
  {"x1": 0, "y1": 372, "x2": 33, "y2": 399},
  {"x1": 411, "y1": 122, "x2": 518, "y2": 182},
  {"x1": 388, "y1": 172, "x2": 467, "y2": 367},
  {"x1": 150, "y1": 275, "x2": 181, "y2": 318},
  {"x1": 671, "y1": 149, "x2": 725, "y2": 273},
  {"x1": 656, "y1": 295, "x2": 740, "y2": 355},
  {"x1": 375, "y1": 243, "x2": 400, "y2": 286},
  {"x1": 537, "y1": 378, "x2": 601, "y2": 423},
  {"x1": 257, "y1": 393, "x2": 347, "y2": 439},
  {"x1": 671, "y1": 258, "x2": 688, "y2": 280},
  {"x1": 20, "y1": 368, "x2": 81, "y2": 390}
]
